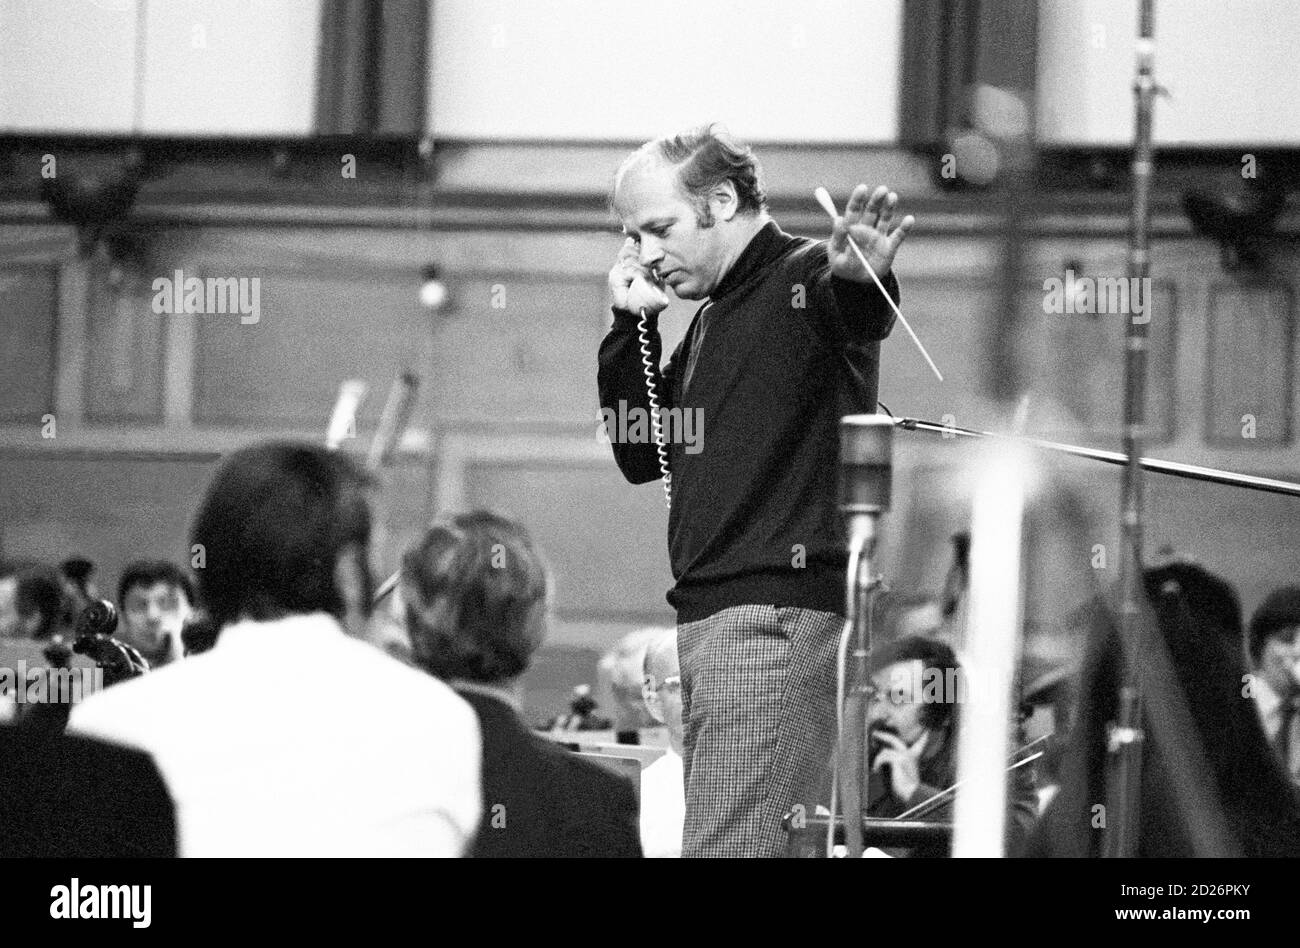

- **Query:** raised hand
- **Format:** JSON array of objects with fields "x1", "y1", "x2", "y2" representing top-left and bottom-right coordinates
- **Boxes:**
[
  {"x1": 828, "y1": 184, "x2": 915, "y2": 281},
  {"x1": 870, "y1": 728, "x2": 923, "y2": 802}
]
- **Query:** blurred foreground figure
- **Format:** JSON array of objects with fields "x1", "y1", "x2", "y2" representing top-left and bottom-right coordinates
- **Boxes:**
[
  {"x1": 1025, "y1": 562, "x2": 1300, "y2": 857},
  {"x1": 402, "y1": 511, "x2": 641, "y2": 858},
  {"x1": 0, "y1": 562, "x2": 82, "y2": 731},
  {"x1": 71, "y1": 442, "x2": 481, "y2": 857},
  {"x1": 0, "y1": 561, "x2": 66, "y2": 641},
  {"x1": 0, "y1": 724, "x2": 175, "y2": 857},
  {"x1": 594, "y1": 627, "x2": 663, "y2": 740}
]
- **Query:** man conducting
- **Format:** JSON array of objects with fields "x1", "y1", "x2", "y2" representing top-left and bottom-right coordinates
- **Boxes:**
[{"x1": 598, "y1": 124, "x2": 913, "y2": 857}]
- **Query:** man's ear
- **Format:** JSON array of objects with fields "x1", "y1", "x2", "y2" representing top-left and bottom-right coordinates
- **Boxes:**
[
  {"x1": 710, "y1": 180, "x2": 740, "y2": 222},
  {"x1": 334, "y1": 544, "x2": 369, "y2": 636}
]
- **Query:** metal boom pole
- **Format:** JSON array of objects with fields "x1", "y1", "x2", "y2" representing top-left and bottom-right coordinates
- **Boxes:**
[{"x1": 1104, "y1": 0, "x2": 1158, "y2": 859}]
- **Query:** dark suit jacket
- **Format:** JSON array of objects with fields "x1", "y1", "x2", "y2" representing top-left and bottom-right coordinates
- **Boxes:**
[
  {"x1": 0, "y1": 725, "x2": 176, "y2": 857},
  {"x1": 458, "y1": 689, "x2": 642, "y2": 858}
]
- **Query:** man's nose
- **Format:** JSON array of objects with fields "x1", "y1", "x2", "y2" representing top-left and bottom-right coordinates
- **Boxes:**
[{"x1": 638, "y1": 239, "x2": 664, "y2": 270}]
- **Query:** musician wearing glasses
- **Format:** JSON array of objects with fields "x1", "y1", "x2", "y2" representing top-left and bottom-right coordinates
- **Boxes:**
[{"x1": 866, "y1": 636, "x2": 1038, "y2": 856}]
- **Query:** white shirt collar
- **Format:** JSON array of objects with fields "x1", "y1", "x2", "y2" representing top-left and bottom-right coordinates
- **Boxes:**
[
  {"x1": 215, "y1": 611, "x2": 345, "y2": 651},
  {"x1": 447, "y1": 679, "x2": 523, "y2": 713}
]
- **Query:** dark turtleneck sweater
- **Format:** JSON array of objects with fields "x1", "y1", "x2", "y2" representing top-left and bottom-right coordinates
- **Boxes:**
[{"x1": 598, "y1": 221, "x2": 899, "y2": 622}]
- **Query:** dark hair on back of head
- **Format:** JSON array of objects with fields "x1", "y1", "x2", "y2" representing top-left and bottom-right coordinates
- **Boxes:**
[
  {"x1": 401, "y1": 510, "x2": 549, "y2": 684},
  {"x1": 190, "y1": 442, "x2": 373, "y2": 630},
  {"x1": 870, "y1": 634, "x2": 959, "y2": 676},
  {"x1": 1247, "y1": 586, "x2": 1300, "y2": 665},
  {"x1": 13, "y1": 563, "x2": 66, "y2": 639}
]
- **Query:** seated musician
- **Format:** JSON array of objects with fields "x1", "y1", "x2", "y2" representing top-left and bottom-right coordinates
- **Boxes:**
[
  {"x1": 866, "y1": 635, "x2": 1038, "y2": 855},
  {"x1": 116, "y1": 560, "x2": 195, "y2": 668},
  {"x1": 401, "y1": 510, "x2": 642, "y2": 858}
]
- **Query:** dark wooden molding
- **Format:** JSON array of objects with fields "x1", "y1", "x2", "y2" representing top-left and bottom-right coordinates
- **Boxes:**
[
  {"x1": 2, "y1": 135, "x2": 1299, "y2": 238},
  {"x1": 1204, "y1": 280, "x2": 1295, "y2": 447}
]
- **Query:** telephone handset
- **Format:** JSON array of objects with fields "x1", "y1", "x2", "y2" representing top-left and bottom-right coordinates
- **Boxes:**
[
  {"x1": 628, "y1": 268, "x2": 673, "y2": 509},
  {"x1": 627, "y1": 268, "x2": 671, "y2": 314}
]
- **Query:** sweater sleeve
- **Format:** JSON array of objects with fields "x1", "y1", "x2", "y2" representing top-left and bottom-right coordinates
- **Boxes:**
[
  {"x1": 804, "y1": 245, "x2": 900, "y2": 344},
  {"x1": 597, "y1": 306, "x2": 680, "y2": 485}
]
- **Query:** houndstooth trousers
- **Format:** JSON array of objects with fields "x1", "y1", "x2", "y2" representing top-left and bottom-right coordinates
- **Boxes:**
[{"x1": 677, "y1": 604, "x2": 842, "y2": 858}]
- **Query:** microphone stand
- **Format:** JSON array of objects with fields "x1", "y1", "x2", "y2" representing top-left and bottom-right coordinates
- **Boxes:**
[
  {"x1": 1106, "y1": 0, "x2": 1159, "y2": 858},
  {"x1": 833, "y1": 520, "x2": 882, "y2": 858},
  {"x1": 831, "y1": 415, "x2": 895, "y2": 858}
]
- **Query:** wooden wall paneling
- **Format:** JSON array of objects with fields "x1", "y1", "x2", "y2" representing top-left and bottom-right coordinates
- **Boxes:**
[
  {"x1": 875, "y1": 236, "x2": 998, "y2": 429},
  {"x1": 1022, "y1": 277, "x2": 1178, "y2": 444},
  {"x1": 465, "y1": 460, "x2": 676, "y2": 621},
  {"x1": 433, "y1": 433, "x2": 675, "y2": 625},
  {"x1": 55, "y1": 254, "x2": 88, "y2": 433},
  {"x1": 162, "y1": 276, "x2": 197, "y2": 428},
  {"x1": 427, "y1": 275, "x2": 607, "y2": 430},
  {"x1": 192, "y1": 266, "x2": 430, "y2": 429},
  {"x1": 878, "y1": 275, "x2": 997, "y2": 424},
  {"x1": 0, "y1": 452, "x2": 217, "y2": 595},
  {"x1": 872, "y1": 268, "x2": 1176, "y2": 445},
  {"x1": 370, "y1": 457, "x2": 438, "y2": 584},
  {"x1": 1010, "y1": 239, "x2": 1179, "y2": 444},
  {"x1": 170, "y1": 228, "x2": 617, "y2": 281},
  {"x1": 5, "y1": 212, "x2": 1300, "y2": 651},
  {"x1": 82, "y1": 266, "x2": 166, "y2": 423},
  {"x1": 1205, "y1": 281, "x2": 1294, "y2": 446},
  {"x1": 1157, "y1": 239, "x2": 1212, "y2": 455},
  {"x1": 0, "y1": 262, "x2": 59, "y2": 425}
]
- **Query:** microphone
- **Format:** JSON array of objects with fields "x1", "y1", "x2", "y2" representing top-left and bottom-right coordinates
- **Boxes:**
[{"x1": 839, "y1": 414, "x2": 895, "y2": 550}]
